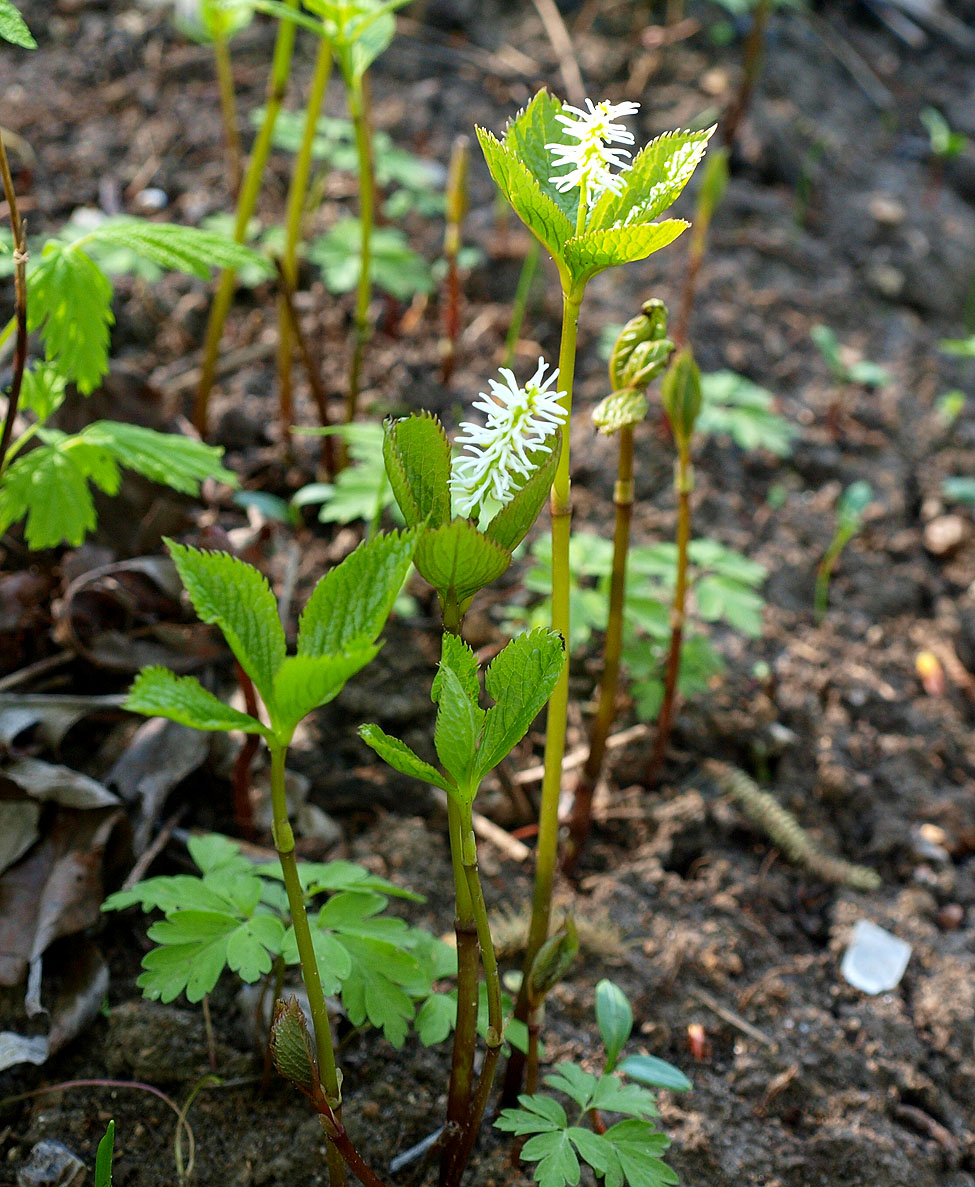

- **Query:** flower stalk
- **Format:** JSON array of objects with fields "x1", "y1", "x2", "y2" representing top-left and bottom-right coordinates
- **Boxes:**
[{"x1": 346, "y1": 74, "x2": 375, "y2": 429}]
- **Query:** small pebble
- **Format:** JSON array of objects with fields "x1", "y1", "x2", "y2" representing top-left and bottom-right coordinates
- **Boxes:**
[
  {"x1": 937, "y1": 904, "x2": 964, "y2": 931},
  {"x1": 923, "y1": 515, "x2": 967, "y2": 558},
  {"x1": 868, "y1": 194, "x2": 906, "y2": 225},
  {"x1": 134, "y1": 187, "x2": 169, "y2": 213},
  {"x1": 16, "y1": 1141, "x2": 84, "y2": 1187}
]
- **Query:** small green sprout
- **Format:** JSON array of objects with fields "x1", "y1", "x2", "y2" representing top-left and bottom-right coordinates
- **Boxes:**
[
  {"x1": 920, "y1": 107, "x2": 967, "y2": 161},
  {"x1": 94, "y1": 1119, "x2": 115, "y2": 1187},
  {"x1": 815, "y1": 480, "x2": 874, "y2": 620},
  {"x1": 698, "y1": 370, "x2": 797, "y2": 456},
  {"x1": 495, "y1": 979, "x2": 690, "y2": 1187},
  {"x1": 810, "y1": 324, "x2": 890, "y2": 389}
]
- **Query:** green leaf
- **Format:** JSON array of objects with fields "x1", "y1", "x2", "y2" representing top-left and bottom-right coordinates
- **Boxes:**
[
  {"x1": 415, "y1": 518, "x2": 511, "y2": 606},
  {"x1": 589, "y1": 1076, "x2": 660, "y2": 1119},
  {"x1": 694, "y1": 574, "x2": 764, "y2": 635},
  {"x1": 587, "y1": 128, "x2": 713, "y2": 232},
  {"x1": 139, "y1": 911, "x2": 239, "y2": 1002},
  {"x1": 544, "y1": 1063, "x2": 600, "y2": 1110},
  {"x1": 504, "y1": 90, "x2": 579, "y2": 225},
  {"x1": 358, "y1": 724, "x2": 454, "y2": 792},
  {"x1": 485, "y1": 433, "x2": 562, "y2": 554},
  {"x1": 188, "y1": 833, "x2": 253, "y2": 876},
  {"x1": 382, "y1": 414, "x2": 452, "y2": 529},
  {"x1": 94, "y1": 1121, "x2": 114, "y2": 1187},
  {"x1": 520, "y1": 1130, "x2": 581, "y2": 1187},
  {"x1": 167, "y1": 541, "x2": 286, "y2": 703},
  {"x1": 496, "y1": 1093, "x2": 568, "y2": 1133},
  {"x1": 308, "y1": 218, "x2": 432, "y2": 300},
  {"x1": 125, "y1": 667, "x2": 268, "y2": 735},
  {"x1": 596, "y1": 980, "x2": 633, "y2": 1070},
  {"x1": 102, "y1": 873, "x2": 240, "y2": 916},
  {"x1": 272, "y1": 648, "x2": 380, "y2": 734},
  {"x1": 416, "y1": 992, "x2": 456, "y2": 1046},
  {"x1": 335, "y1": 933, "x2": 421, "y2": 1047},
  {"x1": 564, "y1": 221, "x2": 688, "y2": 286},
  {"x1": 698, "y1": 370, "x2": 796, "y2": 456},
  {"x1": 18, "y1": 363, "x2": 67, "y2": 422},
  {"x1": 0, "y1": 436, "x2": 112, "y2": 548},
  {"x1": 28, "y1": 243, "x2": 114, "y2": 393},
  {"x1": 297, "y1": 529, "x2": 416, "y2": 657},
  {"x1": 476, "y1": 127, "x2": 574, "y2": 265},
  {"x1": 433, "y1": 663, "x2": 484, "y2": 791},
  {"x1": 84, "y1": 219, "x2": 273, "y2": 281},
  {"x1": 0, "y1": 0, "x2": 35, "y2": 47},
  {"x1": 475, "y1": 628, "x2": 564, "y2": 781},
  {"x1": 592, "y1": 390, "x2": 649, "y2": 435},
  {"x1": 603, "y1": 1120, "x2": 677, "y2": 1187},
  {"x1": 618, "y1": 1054, "x2": 692, "y2": 1093},
  {"x1": 280, "y1": 925, "x2": 352, "y2": 994},
  {"x1": 431, "y1": 632, "x2": 480, "y2": 705},
  {"x1": 81, "y1": 422, "x2": 236, "y2": 493}
]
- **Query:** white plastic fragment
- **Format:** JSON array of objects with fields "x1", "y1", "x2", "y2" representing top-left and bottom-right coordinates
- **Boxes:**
[{"x1": 840, "y1": 919, "x2": 912, "y2": 994}]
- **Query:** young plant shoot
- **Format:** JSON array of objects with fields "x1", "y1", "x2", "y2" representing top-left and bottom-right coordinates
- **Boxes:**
[
  {"x1": 564, "y1": 301, "x2": 673, "y2": 874},
  {"x1": 496, "y1": 979, "x2": 691, "y2": 1187},
  {"x1": 366, "y1": 368, "x2": 568, "y2": 1185},
  {"x1": 815, "y1": 480, "x2": 874, "y2": 620},
  {"x1": 477, "y1": 90, "x2": 711, "y2": 1098},
  {"x1": 120, "y1": 529, "x2": 418, "y2": 1187}
]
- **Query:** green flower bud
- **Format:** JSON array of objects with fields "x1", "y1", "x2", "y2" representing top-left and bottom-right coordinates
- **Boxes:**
[
  {"x1": 609, "y1": 299, "x2": 674, "y2": 392},
  {"x1": 661, "y1": 348, "x2": 702, "y2": 446}
]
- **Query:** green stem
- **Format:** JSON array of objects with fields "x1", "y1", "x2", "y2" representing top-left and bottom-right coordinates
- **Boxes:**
[
  {"x1": 441, "y1": 797, "x2": 479, "y2": 1187},
  {"x1": 346, "y1": 73, "x2": 375, "y2": 427},
  {"x1": 269, "y1": 743, "x2": 347, "y2": 1187},
  {"x1": 814, "y1": 527, "x2": 853, "y2": 621},
  {"x1": 563, "y1": 424, "x2": 634, "y2": 875},
  {"x1": 212, "y1": 30, "x2": 242, "y2": 198},
  {"x1": 502, "y1": 237, "x2": 541, "y2": 369},
  {"x1": 193, "y1": 0, "x2": 303, "y2": 436},
  {"x1": 502, "y1": 282, "x2": 584, "y2": 1106},
  {"x1": 647, "y1": 443, "x2": 692, "y2": 784},
  {"x1": 446, "y1": 810, "x2": 503, "y2": 1185},
  {"x1": 277, "y1": 38, "x2": 333, "y2": 440}
]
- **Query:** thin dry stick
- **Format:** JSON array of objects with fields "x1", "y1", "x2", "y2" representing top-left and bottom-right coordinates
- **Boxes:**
[
  {"x1": 0, "y1": 130, "x2": 28, "y2": 472},
  {"x1": 530, "y1": 0, "x2": 586, "y2": 105}
]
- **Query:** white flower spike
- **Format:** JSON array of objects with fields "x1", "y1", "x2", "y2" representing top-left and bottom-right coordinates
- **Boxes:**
[
  {"x1": 547, "y1": 98, "x2": 641, "y2": 198},
  {"x1": 450, "y1": 358, "x2": 567, "y2": 516}
]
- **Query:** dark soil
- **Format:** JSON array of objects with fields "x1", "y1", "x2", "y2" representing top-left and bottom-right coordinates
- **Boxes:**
[{"x1": 2, "y1": 1, "x2": 974, "y2": 1185}]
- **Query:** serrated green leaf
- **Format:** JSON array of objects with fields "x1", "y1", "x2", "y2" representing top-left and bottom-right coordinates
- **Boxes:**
[
  {"x1": 382, "y1": 414, "x2": 452, "y2": 528},
  {"x1": 592, "y1": 390, "x2": 648, "y2": 434},
  {"x1": 497, "y1": 1094, "x2": 568, "y2": 1132},
  {"x1": 167, "y1": 541, "x2": 286, "y2": 703},
  {"x1": 431, "y1": 632, "x2": 480, "y2": 705},
  {"x1": 125, "y1": 667, "x2": 268, "y2": 735},
  {"x1": 564, "y1": 221, "x2": 688, "y2": 285},
  {"x1": 84, "y1": 219, "x2": 273, "y2": 281},
  {"x1": 225, "y1": 913, "x2": 285, "y2": 980},
  {"x1": 0, "y1": 437, "x2": 110, "y2": 548},
  {"x1": 280, "y1": 925, "x2": 352, "y2": 994},
  {"x1": 81, "y1": 422, "x2": 237, "y2": 493},
  {"x1": 476, "y1": 128, "x2": 574, "y2": 265},
  {"x1": 596, "y1": 980, "x2": 633, "y2": 1070},
  {"x1": 358, "y1": 723, "x2": 454, "y2": 792},
  {"x1": 28, "y1": 244, "x2": 114, "y2": 393},
  {"x1": 0, "y1": 0, "x2": 35, "y2": 47},
  {"x1": 475, "y1": 628, "x2": 564, "y2": 781},
  {"x1": 272, "y1": 648, "x2": 379, "y2": 735},
  {"x1": 588, "y1": 128, "x2": 713, "y2": 232},
  {"x1": 504, "y1": 90, "x2": 579, "y2": 225},
  {"x1": 18, "y1": 363, "x2": 67, "y2": 422},
  {"x1": 433, "y1": 663, "x2": 484, "y2": 791},
  {"x1": 568, "y1": 1128, "x2": 618, "y2": 1186},
  {"x1": 415, "y1": 518, "x2": 511, "y2": 606},
  {"x1": 618, "y1": 1055, "x2": 692, "y2": 1093},
  {"x1": 485, "y1": 433, "x2": 562, "y2": 554},
  {"x1": 297, "y1": 529, "x2": 416, "y2": 657},
  {"x1": 603, "y1": 1120, "x2": 676, "y2": 1187},
  {"x1": 336, "y1": 934, "x2": 420, "y2": 1047}
]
